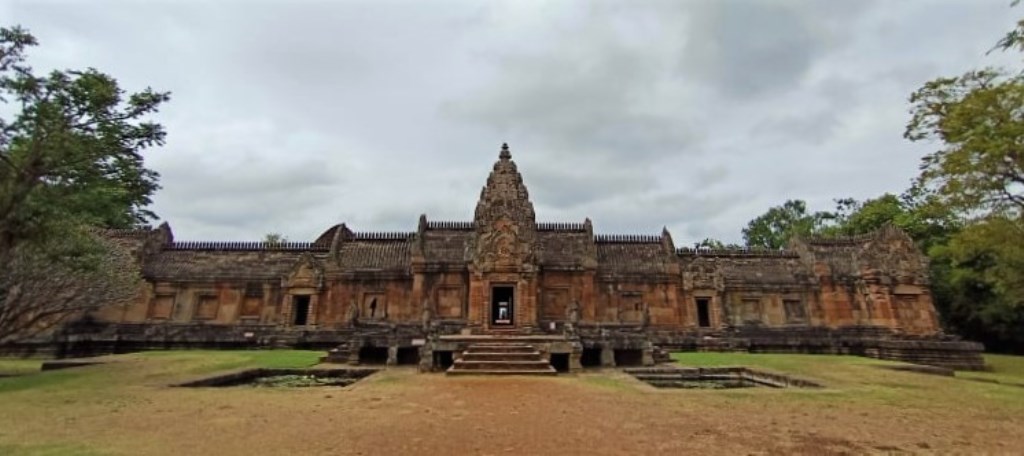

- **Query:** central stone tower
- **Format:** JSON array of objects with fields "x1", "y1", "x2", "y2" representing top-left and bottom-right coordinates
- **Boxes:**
[{"x1": 467, "y1": 144, "x2": 539, "y2": 331}]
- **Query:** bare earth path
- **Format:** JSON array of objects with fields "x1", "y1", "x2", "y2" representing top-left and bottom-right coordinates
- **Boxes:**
[{"x1": 1, "y1": 353, "x2": 1023, "y2": 455}]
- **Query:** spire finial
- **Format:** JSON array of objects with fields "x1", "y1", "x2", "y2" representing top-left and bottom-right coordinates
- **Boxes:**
[{"x1": 499, "y1": 142, "x2": 511, "y2": 160}]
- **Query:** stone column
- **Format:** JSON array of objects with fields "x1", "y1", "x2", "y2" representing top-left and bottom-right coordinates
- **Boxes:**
[
  {"x1": 418, "y1": 343, "x2": 433, "y2": 372},
  {"x1": 600, "y1": 347, "x2": 616, "y2": 367},
  {"x1": 569, "y1": 342, "x2": 583, "y2": 373},
  {"x1": 386, "y1": 345, "x2": 398, "y2": 366},
  {"x1": 642, "y1": 342, "x2": 655, "y2": 366}
]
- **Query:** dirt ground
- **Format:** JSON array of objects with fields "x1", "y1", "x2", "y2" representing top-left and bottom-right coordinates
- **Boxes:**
[{"x1": 2, "y1": 365, "x2": 1022, "y2": 455}]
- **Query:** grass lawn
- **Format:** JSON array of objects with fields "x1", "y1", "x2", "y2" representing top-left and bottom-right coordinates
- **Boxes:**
[{"x1": 0, "y1": 350, "x2": 1020, "y2": 455}]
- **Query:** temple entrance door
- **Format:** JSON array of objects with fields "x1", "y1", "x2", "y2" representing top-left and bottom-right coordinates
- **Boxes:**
[{"x1": 491, "y1": 286, "x2": 514, "y2": 327}]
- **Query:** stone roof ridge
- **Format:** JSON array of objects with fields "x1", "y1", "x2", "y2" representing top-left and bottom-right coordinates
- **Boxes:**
[
  {"x1": 350, "y1": 231, "x2": 415, "y2": 241},
  {"x1": 594, "y1": 233, "x2": 662, "y2": 244},
  {"x1": 801, "y1": 229, "x2": 883, "y2": 246},
  {"x1": 425, "y1": 220, "x2": 474, "y2": 230},
  {"x1": 167, "y1": 241, "x2": 330, "y2": 252},
  {"x1": 104, "y1": 227, "x2": 152, "y2": 238},
  {"x1": 536, "y1": 222, "x2": 587, "y2": 232},
  {"x1": 676, "y1": 246, "x2": 799, "y2": 258}
]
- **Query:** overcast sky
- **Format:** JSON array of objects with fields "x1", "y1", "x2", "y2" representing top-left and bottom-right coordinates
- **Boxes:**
[{"x1": 3, "y1": 0, "x2": 1019, "y2": 244}]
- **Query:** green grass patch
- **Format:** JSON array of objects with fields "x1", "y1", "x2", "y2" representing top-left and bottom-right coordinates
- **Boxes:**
[
  {"x1": 669, "y1": 351, "x2": 1024, "y2": 409},
  {"x1": 136, "y1": 349, "x2": 322, "y2": 375},
  {"x1": 956, "y1": 354, "x2": 1024, "y2": 386},
  {"x1": 0, "y1": 358, "x2": 45, "y2": 376},
  {"x1": 0, "y1": 442, "x2": 108, "y2": 456}
]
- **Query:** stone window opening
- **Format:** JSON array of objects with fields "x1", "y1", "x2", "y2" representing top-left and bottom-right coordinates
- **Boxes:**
[
  {"x1": 784, "y1": 299, "x2": 807, "y2": 322},
  {"x1": 369, "y1": 298, "x2": 378, "y2": 318},
  {"x1": 244, "y1": 282, "x2": 263, "y2": 298}
]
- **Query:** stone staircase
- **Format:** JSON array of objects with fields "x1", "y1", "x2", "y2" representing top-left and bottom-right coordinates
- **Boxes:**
[{"x1": 447, "y1": 342, "x2": 557, "y2": 376}]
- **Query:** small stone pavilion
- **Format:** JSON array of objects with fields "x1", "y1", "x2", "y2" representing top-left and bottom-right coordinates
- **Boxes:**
[{"x1": 68, "y1": 144, "x2": 982, "y2": 372}]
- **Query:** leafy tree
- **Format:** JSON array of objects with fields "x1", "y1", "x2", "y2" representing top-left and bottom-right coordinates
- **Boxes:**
[
  {"x1": 0, "y1": 26, "x2": 167, "y2": 344},
  {"x1": 263, "y1": 232, "x2": 287, "y2": 245},
  {"x1": 0, "y1": 26, "x2": 169, "y2": 252},
  {"x1": 929, "y1": 216, "x2": 1024, "y2": 352},
  {"x1": 693, "y1": 238, "x2": 743, "y2": 249},
  {"x1": 0, "y1": 232, "x2": 138, "y2": 344},
  {"x1": 905, "y1": 69, "x2": 1024, "y2": 221},
  {"x1": 741, "y1": 199, "x2": 830, "y2": 249},
  {"x1": 821, "y1": 192, "x2": 960, "y2": 250},
  {"x1": 895, "y1": 5, "x2": 1024, "y2": 353}
]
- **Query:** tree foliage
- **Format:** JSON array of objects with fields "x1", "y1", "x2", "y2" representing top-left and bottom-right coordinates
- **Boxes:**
[
  {"x1": 741, "y1": 199, "x2": 831, "y2": 249},
  {"x1": 0, "y1": 25, "x2": 169, "y2": 252},
  {"x1": 0, "y1": 231, "x2": 139, "y2": 344},
  {"x1": 906, "y1": 69, "x2": 1024, "y2": 220},
  {"x1": 263, "y1": 232, "x2": 287, "y2": 245},
  {"x1": 0, "y1": 26, "x2": 166, "y2": 344}
]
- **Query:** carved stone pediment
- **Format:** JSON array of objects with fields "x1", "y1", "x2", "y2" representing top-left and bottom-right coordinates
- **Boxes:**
[{"x1": 285, "y1": 253, "x2": 323, "y2": 289}]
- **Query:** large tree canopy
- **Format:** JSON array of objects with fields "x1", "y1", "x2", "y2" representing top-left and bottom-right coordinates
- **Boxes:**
[
  {"x1": 741, "y1": 199, "x2": 831, "y2": 249},
  {"x1": 0, "y1": 26, "x2": 168, "y2": 344},
  {"x1": 905, "y1": 69, "x2": 1024, "y2": 220},
  {"x1": 0, "y1": 26, "x2": 169, "y2": 253}
]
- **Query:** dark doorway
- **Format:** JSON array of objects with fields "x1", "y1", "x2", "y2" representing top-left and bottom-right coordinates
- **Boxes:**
[
  {"x1": 491, "y1": 286, "x2": 514, "y2": 326},
  {"x1": 581, "y1": 347, "x2": 602, "y2": 367},
  {"x1": 397, "y1": 347, "x2": 420, "y2": 365},
  {"x1": 549, "y1": 353, "x2": 570, "y2": 373},
  {"x1": 696, "y1": 298, "x2": 711, "y2": 328},
  {"x1": 434, "y1": 351, "x2": 454, "y2": 370},
  {"x1": 358, "y1": 346, "x2": 389, "y2": 365},
  {"x1": 292, "y1": 295, "x2": 311, "y2": 326},
  {"x1": 614, "y1": 349, "x2": 643, "y2": 366}
]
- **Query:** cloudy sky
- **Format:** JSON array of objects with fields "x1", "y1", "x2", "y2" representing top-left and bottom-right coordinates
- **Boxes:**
[{"x1": 2, "y1": 0, "x2": 1019, "y2": 244}]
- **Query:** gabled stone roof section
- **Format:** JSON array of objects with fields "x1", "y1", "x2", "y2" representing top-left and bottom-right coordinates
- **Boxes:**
[
  {"x1": 596, "y1": 241, "x2": 671, "y2": 275},
  {"x1": 790, "y1": 225, "x2": 928, "y2": 282},
  {"x1": 537, "y1": 231, "x2": 594, "y2": 268},
  {"x1": 105, "y1": 228, "x2": 151, "y2": 238},
  {"x1": 420, "y1": 229, "x2": 472, "y2": 264},
  {"x1": 337, "y1": 239, "x2": 412, "y2": 272},
  {"x1": 143, "y1": 250, "x2": 316, "y2": 281}
]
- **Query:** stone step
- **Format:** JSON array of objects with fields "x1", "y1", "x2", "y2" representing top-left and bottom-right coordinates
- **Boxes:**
[
  {"x1": 461, "y1": 352, "x2": 542, "y2": 362},
  {"x1": 451, "y1": 360, "x2": 554, "y2": 370},
  {"x1": 465, "y1": 344, "x2": 537, "y2": 354},
  {"x1": 446, "y1": 341, "x2": 557, "y2": 376},
  {"x1": 446, "y1": 368, "x2": 557, "y2": 376}
]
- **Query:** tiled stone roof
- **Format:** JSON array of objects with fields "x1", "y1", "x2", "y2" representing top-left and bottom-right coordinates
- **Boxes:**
[
  {"x1": 537, "y1": 231, "x2": 592, "y2": 267},
  {"x1": 337, "y1": 240, "x2": 411, "y2": 271},
  {"x1": 421, "y1": 230, "x2": 471, "y2": 264},
  {"x1": 144, "y1": 250, "x2": 313, "y2": 280},
  {"x1": 596, "y1": 242, "x2": 669, "y2": 275}
]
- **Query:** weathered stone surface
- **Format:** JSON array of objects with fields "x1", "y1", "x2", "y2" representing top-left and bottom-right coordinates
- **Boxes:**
[{"x1": 23, "y1": 143, "x2": 982, "y2": 371}]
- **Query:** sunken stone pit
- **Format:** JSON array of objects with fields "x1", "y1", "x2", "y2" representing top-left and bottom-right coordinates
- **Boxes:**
[
  {"x1": 625, "y1": 367, "x2": 822, "y2": 389},
  {"x1": 175, "y1": 368, "x2": 377, "y2": 388}
]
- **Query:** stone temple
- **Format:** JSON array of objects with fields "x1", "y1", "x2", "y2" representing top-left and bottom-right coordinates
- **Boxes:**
[{"x1": 70, "y1": 143, "x2": 982, "y2": 371}]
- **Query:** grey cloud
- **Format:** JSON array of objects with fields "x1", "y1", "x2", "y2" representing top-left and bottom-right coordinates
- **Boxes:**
[{"x1": 4, "y1": 0, "x2": 1018, "y2": 247}]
